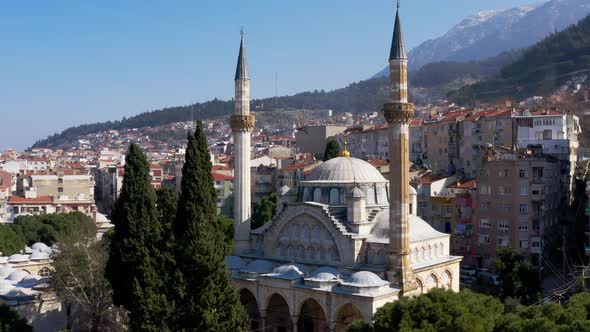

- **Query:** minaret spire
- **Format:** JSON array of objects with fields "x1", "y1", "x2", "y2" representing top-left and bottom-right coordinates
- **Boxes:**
[
  {"x1": 383, "y1": 2, "x2": 416, "y2": 294},
  {"x1": 231, "y1": 30, "x2": 255, "y2": 253}
]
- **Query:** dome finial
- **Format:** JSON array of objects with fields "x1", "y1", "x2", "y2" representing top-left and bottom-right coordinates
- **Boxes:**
[{"x1": 341, "y1": 134, "x2": 350, "y2": 157}]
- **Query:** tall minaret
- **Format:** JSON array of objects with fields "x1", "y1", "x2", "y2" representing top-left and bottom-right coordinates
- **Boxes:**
[
  {"x1": 384, "y1": 2, "x2": 416, "y2": 293},
  {"x1": 232, "y1": 30, "x2": 255, "y2": 253}
]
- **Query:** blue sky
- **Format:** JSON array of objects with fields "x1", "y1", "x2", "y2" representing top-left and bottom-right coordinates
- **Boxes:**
[{"x1": 0, "y1": 0, "x2": 537, "y2": 150}]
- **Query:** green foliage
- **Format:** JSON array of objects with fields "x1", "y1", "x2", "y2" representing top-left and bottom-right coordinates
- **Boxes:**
[
  {"x1": 12, "y1": 212, "x2": 95, "y2": 247},
  {"x1": 323, "y1": 138, "x2": 341, "y2": 161},
  {"x1": 494, "y1": 248, "x2": 542, "y2": 304},
  {"x1": 172, "y1": 123, "x2": 248, "y2": 331},
  {"x1": 106, "y1": 143, "x2": 173, "y2": 331},
  {"x1": 0, "y1": 225, "x2": 25, "y2": 256},
  {"x1": 217, "y1": 214, "x2": 234, "y2": 247},
  {"x1": 251, "y1": 193, "x2": 277, "y2": 229},
  {"x1": 450, "y1": 14, "x2": 590, "y2": 103},
  {"x1": 372, "y1": 289, "x2": 504, "y2": 332},
  {"x1": 50, "y1": 225, "x2": 125, "y2": 331},
  {"x1": 0, "y1": 304, "x2": 32, "y2": 332}
]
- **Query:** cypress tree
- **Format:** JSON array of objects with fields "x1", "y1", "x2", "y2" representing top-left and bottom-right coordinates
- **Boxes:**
[
  {"x1": 174, "y1": 123, "x2": 248, "y2": 331},
  {"x1": 106, "y1": 143, "x2": 172, "y2": 331},
  {"x1": 323, "y1": 138, "x2": 341, "y2": 161}
]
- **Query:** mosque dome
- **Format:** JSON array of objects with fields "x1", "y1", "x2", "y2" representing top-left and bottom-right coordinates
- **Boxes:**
[
  {"x1": 19, "y1": 275, "x2": 41, "y2": 287},
  {"x1": 369, "y1": 211, "x2": 448, "y2": 243},
  {"x1": 303, "y1": 157, "x2": 387, "y2": 184},
  {"x1": 0, "y1": 257, "x2": 8, "y2": 264},
  {"x1": 342, "y1": 271, "x2": 389, "y2": 288},
  {"x1": 8, "y1": 254, "x2": 29, "y2": 263},
  {"x1": 0, "y1": 266, "x2": 16, "y2": 279},
  {"x1": 264, "y1": 264, "x2": 305, "y2": 280},
  {"x1": 31, "y1": 242, "x2": 51, "y2": 252},
  {"x1": 7, "y1": 270, "x2": 29, "y2": 282},
  {"x1": 0, "y1": 280, "x2": 13, "y2": 293},
  {"x1": 29, "y1": 251, "x2": 50, "y2": 261},
  {"x1": 306, "y1": 267, "x2": 341, "y2": 282}
]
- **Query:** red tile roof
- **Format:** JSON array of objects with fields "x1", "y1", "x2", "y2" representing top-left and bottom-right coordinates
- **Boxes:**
[
  {"x1": 212, "y1": 172, "x2": 234, "y2": 181},
  {"x1": 212, "y1": 165, "x2": 232, "y2": 171},
  {"x1": 368, "y1": 159, "x2": 389, "y2": 167},
  {"x1": 8, "y1": 196, "x2": 53, "y2": 204},
  {"x1": 448, "y1": 179, "x2": 477, "y2": 190},
  {"x1": 280, "y1": 162, "x2": 315, "y2": 171}
]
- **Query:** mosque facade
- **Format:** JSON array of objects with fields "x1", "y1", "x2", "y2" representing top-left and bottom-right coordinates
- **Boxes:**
[{"x1": 227, "y1": 4, "x2": 461, "y2": 332}]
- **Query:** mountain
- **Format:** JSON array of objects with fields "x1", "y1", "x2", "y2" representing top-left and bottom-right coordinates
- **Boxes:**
[
  {"x1": 373, "y1": 0, "x2": 590, "y2": 75},
  {"x1": 448, "y1": 13, "x2": 590, "y2": 103}
]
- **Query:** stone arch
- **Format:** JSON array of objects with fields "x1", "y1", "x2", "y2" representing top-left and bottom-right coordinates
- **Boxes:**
[
  {"x1": 313, "y1": 188, "x2": 322, "y2": 202},
  {"x1": 333, "y1": 303, "x2": 364, "y2": 332},
  {"x1": 415, "y1": 276, "x2": 424, "y2": 294},
  {"x1": 442, "y1": 270, "x2": 453, "y2": 289},
  {"x1": 329, "y1": 188, "x2": 340, "y2": 205},
  {"x1": 426, "y1": 273, "x2": 439, "y2": 290},
  {"x1": 266, "y1": 293, "x2": 292, "y2": 332},
  {"x1": 297, "y1": 298, "x2": 328, "y2": 332},
  {"x1": 239, "y1": 288, "x2": 261, "y2": 331}
]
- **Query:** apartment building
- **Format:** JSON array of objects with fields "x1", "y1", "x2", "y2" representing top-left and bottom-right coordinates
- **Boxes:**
[
  {"x1": 447, "y1": 179, "x2": 478, "y2": 265},
  {"x1": 424, "y1": 111, "x2": 470, "y2": 175},
  {"x1": 212, "y1": 172, "x2": 233, "y2": 215},
  {"x1": 475, "y1": 150, "x2": 560, "y2": 268},
  {"x1": 295, "y1": 125, "x2": 346, "y2": 157}
]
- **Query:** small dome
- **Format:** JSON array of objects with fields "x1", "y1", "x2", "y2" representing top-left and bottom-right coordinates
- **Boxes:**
[
  {"x1": 24, "y1": 246, "x2": 33, "y2": 254},
  {"x1": 342, "y1": 271, "x2": 389, "y2": 287},
  {"x1": 0, "y1": 280, "x2": 14, "y2": 293},
  {"x1": 18, "y1": 275, "x2": 41, "y2": 287},
  {"x1": 304, "y1": 157, "x2": 387, "y2": 184},
  {"x1": 240, "y1": 260, "x2": 274, "y2": 274},
  {"x1": 95, "y1": 212, "x2": 110, "y2": 224},
  {"x1": 265, "y1": 264, "x2": 304, "y2": 280},
  {"x1": 7, "y1": 270, "x2": 30, "y2": 282},
  {"x1": 278, "y1": 185, "x2": 293, "y2": 196},
  {"x1": 369, "y1": 212, "x2": 448, "y2": 243},
  {"x1": 31, "y1": 242, "x2": 49, "y2": 251},
  {"x1": 0, "y1": 266, "x2": 16, "y2": 279},
  {"x1": 29, "y1": 251, "x2": 49, "y2": 261},
  {"x1": 0, "y1": 257, "x2": 8, "y2": 264},
  {"x1": 349, "y1": 187, "x2": 365, "y2": 198},
  {"x1": 225, "y1": 256, "x2": 246, "y2": 270},
  {"x1": 8, "y1": 254, "x2": 29, "y2": 263},
  {"x1": 306, "y1": 267, "x2": 341, "y2": 282}
]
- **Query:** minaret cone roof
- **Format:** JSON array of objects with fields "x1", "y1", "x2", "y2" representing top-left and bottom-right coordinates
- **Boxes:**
[
  {"x1": 389, "y1": 7, "x2": 407, "y2": 60},
  {"x1": 235, "y1": 31, "x2": 249, "y2": 80}
]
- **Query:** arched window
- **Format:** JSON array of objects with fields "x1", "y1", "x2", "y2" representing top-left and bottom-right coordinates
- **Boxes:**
[
  {"x1": 312, "y1": 226, "x2": 320, "y2": 241},
  {"x1": 39, "y1": 267, "x2": 52, "y2": 277},
  {"x1": 288, "y1": 246, "x2": 296, "y2": 258},
  {"x1": 308, "y1": 247, "x2": 316, "y2": 261},
  {"x1": 302, "y1": 225, "x2": 310, "y2": 243},
  {"x1": 292, "y1": 224, "x2": 299, "y2": 240},
  {"x1": 298, "y1": 246, "x2": 305, "y2": 259},
  {"x1": 280, "y1": 245, "x2": 287, "y2": 257},
  {"x1": 426, "y1": 274, "x2": 438, "y2": 289},
  {"x1": 443, "y1": 270, "x2": 452, "y2": 289},
  {"x1": 319, "y1": 248, "x2": 326, "y2": 261},
  {"x1": 366, "y1": 186, "x2": 376, "y2": 204},
  {"x1": 313, "y1": 188, "x2": 322, "y2": 203},
  {"x1": 329, "y1": 248, "x2": 339, "y2": 262},
  {"x1": 329, "y1": 188, "x2": 340, "y2": 205},
  {"x1": 415, "y1": 278, "x2": 424, "y2": 294}
]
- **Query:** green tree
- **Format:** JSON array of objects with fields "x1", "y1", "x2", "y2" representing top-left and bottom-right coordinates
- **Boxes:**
[
  {"x1": 494, "y1": 248, "x2": 541, "y2": 304},
  {"x1": 0, "y1": 304, "x2": 32, "y2": 332},
  {"x1": 106, "y1": 143, "x2": 172, "y2": 331},
  {"x1": 50, "y1": 225, "x2": 125, "y2": 332},
  {"x1": 323, "y1": 138, "x2": 341, "y2": 161},
  {"x1": 173, "y1": 123, "x2": 248, "y2": 331},
  {"x1": 0, "y1": 225, "x2": 25, "y2": 256},
  {"x1": 216, "y1": 214, "x2": 234, "y2": 247},
  {"x1": 251, "y1": 193, "x2": 277, "y2": 229},
  {"x1": 11, "y1": 212, "x2": 94, "y2": 247}
]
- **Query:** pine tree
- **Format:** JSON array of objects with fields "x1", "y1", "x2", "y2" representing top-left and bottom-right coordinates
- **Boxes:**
[
  {"x1": 174, "y1": 123, "x2": 248, "y2": 331},
  {"x1": 106, "y1": 143, "x2": 172, "y2": 331},
  {"x1": 323, "y1": 138, "x2": 340, "y2": 161}
]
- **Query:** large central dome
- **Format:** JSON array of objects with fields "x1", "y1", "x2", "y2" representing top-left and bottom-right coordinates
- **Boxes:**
[{"x1": 304, "y1": 157, "x2": 387, "y2": 184}]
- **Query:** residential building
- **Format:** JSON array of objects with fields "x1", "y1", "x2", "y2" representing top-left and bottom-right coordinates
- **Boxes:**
[{"x1": 295, "y1": 125, "x2": 346, "y2": 158}]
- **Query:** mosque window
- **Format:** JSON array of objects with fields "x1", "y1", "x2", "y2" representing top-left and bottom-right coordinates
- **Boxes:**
[
  {"x1": 280, "y1": 245, "x2": 287, "y2": 257},
  {"x1": 329, "y1": 188, "x2": 340, "y2": 205},
  {"x1": 298, "y1": 246, "x2": 305, "y2": 259},
  {"x1": 302, "y1": 225, "x2": 310, "y2": 242},
  {"x1": 312, "y1": 226, "x2": 320, "y2": 241},
  {"x1": 39, "y1": 267, "x2": 52, "y2": 277},
  {"x1": 426, "y1": 274, "x2": 438, "y2": 289},
  {"x1": 329, "y1": 248, "x2": 339, "y2": 262},
  {"x1": 292, "y1": 224, "x2": 299, "y2": 240},
  {"x1": 319, "y1": 248, "x2": 326, "y2": 261},
  {"x1": 289, "y1": 246, "x2": 296, "y2": 258},
  {"x1": 366, "y1": 187, "x2": 375, "y2": 204},
  {"x1": 313, "y1": 188, "x2": 322, "y2": 202},
  {"x1": 308, "y1": 247, "x2": 316, "y2": 261}
]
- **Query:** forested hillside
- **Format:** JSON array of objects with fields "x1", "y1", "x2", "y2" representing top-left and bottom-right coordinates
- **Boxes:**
[
  {"x1": 31, "y1": 53, "x2": 514, "y2": 149},
  {"x1": 449, "y1": 14, "x2": 590, "y2": 104}
]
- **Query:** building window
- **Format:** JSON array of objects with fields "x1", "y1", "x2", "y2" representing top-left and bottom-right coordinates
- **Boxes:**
[
  {"x1": 58, "y1": 187, "x2": 64, "y2": 193},
  {"x1": 497, "y1": 237, "x2": 509, "y2": 247},
  {"x1": 479, "y1": 169, "x2": 489, "y2": 177},
  {"x1": 313, "y1": 188, "x2": 322, "y2": 202},
  {"x1": 520, "y1": 184, "x2": 529, "y2": 196},
  {"x1": 498, "y1": 220, "x2": 510, "y2": 232},
  {"x1": 479, "y1": 201, "x2": 491, "y2": 211},
  {"x1": 498, "y1": 202, "x2": 511, "y2": 213},
  {"x1": 519, "y1": 220, "x2": 529, "y2": 231},
  {"x1": 520, "y1": 240, "x2": 529, "y2": 248},
  {"x1": 478, "y1": 235, "x2": 490, "y2": 244},
  {"x1": 520, "y1": 204, "x2": 529, "y2": 214},
  {"x1": 497, "y1": 186, "x2": 511, "y2": 195},
  {"x1": 479, "y1": 185, "x2": 491, "y2": 195},
  {"x1": 329, "y1": 188, "x2": 339, "y2": 205},
  {"x1": 519, "y1": 169, "x2": 527, "y2": 178},
  {"x1": 39, "y1": 267, "x2": 52, "y2": 277},
  {"x1": 479, "y1": 218, "x2": 491, "y2": 228}
]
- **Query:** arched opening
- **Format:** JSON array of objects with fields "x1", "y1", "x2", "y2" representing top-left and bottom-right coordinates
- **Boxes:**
[
  {"x1": 239, "y1": 289, "x2": 261, "y2": 331},
  {"x1": 334, "y1": 303, "x2": 364, "y2": 332},
  {"x1": 313, "y1": 188, "x2": 322, "y2": 203},
  {"x1": 415, "y1": 278, "x2": 424, "y2": 294},
  {"x1": 329, "y1": 188, "x2": 340, "y2": 205},
  {"x1": 426, "y1": 273, "x2": 438, "y2": 290},
  {"x1": 442, "y1": 270, "x2": 452, "y2": 289},
  {"x1": 266, "y1": 293, "x2": 291, "y2": 332},
  {"x1": 297, "y1": 299, "x2": 327, "y2": 332}
]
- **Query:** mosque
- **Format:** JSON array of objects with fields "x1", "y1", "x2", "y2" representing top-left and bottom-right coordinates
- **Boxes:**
[{"x1": 226, "y1": 4, "x2": 461, "y2": 331}]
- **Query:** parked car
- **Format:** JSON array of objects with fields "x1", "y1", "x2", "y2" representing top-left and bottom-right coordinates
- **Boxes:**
[{"x1": 460, "y1": 266, "x2": 477, "y2": 277}]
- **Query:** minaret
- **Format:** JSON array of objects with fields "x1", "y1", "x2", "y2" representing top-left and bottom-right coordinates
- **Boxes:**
[
  {"x1": 384, "y1": 2, "x2": 416, "y2": 293},
  {"x1": 232, "y1": 30, "x2": 255, "y2": 253}
]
